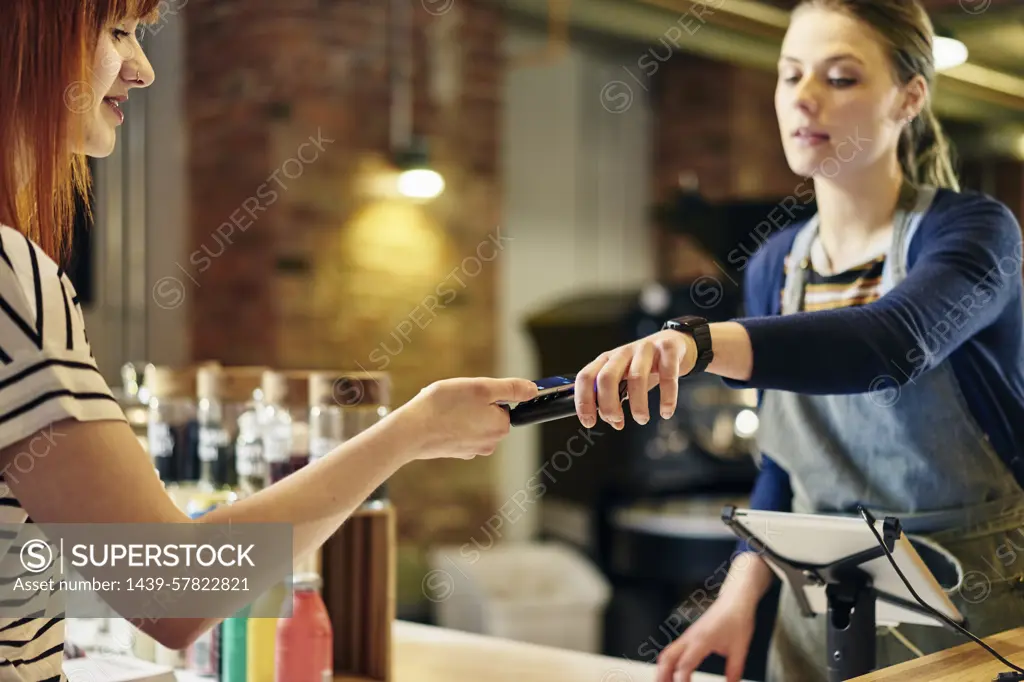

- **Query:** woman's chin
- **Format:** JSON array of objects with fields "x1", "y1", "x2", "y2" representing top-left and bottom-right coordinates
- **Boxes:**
[
  {"x1": 78, "y1": 128, "x2": 117, "y2": 158},
  {"x1": 83, "y1": 142, "x2": 117, "y2": 159},
  {"x1": 784, "y1": 151, "x2": 825, "y2": 178}
]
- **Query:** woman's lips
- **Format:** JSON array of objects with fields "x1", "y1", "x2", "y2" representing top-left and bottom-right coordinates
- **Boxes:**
[
  {"x1": 102, "y1": 97, "x2": 124, "y2": 124},
  {"x1": 793, "y1": 127, "x2": 830, "y2": 146}
]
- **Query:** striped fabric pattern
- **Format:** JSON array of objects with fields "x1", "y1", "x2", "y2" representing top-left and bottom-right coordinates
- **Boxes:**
[
  {"x1": 782, "y1": 251, "x2": 886, "y2": 312},
  {"x1": 0, "y1": 225, "x2": 126, "y2": 681}
]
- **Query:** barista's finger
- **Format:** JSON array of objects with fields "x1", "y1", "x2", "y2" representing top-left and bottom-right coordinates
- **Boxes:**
[
  {"x1": 627, "y1": 341, "x2": 655, "y2": 424},
  {"x1": 574, "y1": 356, "x2": 607, "y2": 429},
  {"x1": 596, "y1": 351, "x2": 630, "y2": 429},
  {"x1": 656, "y1": 334, "x2": 684, "y2": 419}
]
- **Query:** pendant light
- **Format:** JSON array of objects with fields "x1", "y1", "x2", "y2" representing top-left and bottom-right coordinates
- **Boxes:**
[
  {"x1": 390, "y1": 0, "x2": 445, "y2": 200},
  {"x1": 933, "y1": 29, "x2": 968, "y2": 71}
]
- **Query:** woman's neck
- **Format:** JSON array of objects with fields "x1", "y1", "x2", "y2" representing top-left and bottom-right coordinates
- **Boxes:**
[{"x1": 812, "y1": 156, "x2": 906, "y2": 270}]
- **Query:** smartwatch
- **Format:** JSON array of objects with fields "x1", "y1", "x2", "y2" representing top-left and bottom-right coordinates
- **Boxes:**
[{"x1": 662, "y1": 315, "x2": 714, "y2": 377}]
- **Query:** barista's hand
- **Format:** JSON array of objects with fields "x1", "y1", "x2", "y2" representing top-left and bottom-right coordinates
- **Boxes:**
[
  {"x1": 398, "y1": 377, "x2": 539, "y2": 461},
  {"x1": 574, "y1": 329, "x2": 696, "y2": 430},
  {"x1": 656, "y1": 594, "x2": 756, "y2": 682}
]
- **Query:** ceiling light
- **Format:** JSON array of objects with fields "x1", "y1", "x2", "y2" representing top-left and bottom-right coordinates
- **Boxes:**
[
  {"x1": 934, "y1": 36, "x2": 968, "y2": 71},
  {"x1": 394, "y1": 139, "x2": 445, "y2": 201},
  {"x1": 397, "y1": 168, "x2": 445, "y2": 200}
]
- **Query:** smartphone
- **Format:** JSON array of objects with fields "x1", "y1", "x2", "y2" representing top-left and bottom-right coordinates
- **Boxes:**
[
  {"x1": 503, "y1": 374, "x2": 628, "y2": 427},
  {"x1": 533, "y1": 375, "x2": 577, "y2": 397}
]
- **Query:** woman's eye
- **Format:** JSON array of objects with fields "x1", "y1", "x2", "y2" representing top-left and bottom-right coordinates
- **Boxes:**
[
  {"x1": 829, "y1": 77, "x2": 857, "y2": 87},
  {"x1": 112, "y1": 28, "x2": 131, "y2": 41}
]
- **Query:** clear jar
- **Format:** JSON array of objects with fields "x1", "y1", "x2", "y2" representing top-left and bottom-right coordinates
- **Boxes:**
[
  {"x1": 262, "y1": 370, "x2": 312, "y2": 484},
  {"x1": 235, "y1": 408, "x2": 265, "y2": 496},
  {"x1": 144, "y1": 365, "x2": 198, "y2": 487},
  {"x1": 196, "y1": 365, "x2": 266, "y2": 493},
  {"x1": 309, "y1": 371, "x2": 390, "y2": 501},
  {"x1": 120, "y1": 361, "x2": 152, "y2": 451}
]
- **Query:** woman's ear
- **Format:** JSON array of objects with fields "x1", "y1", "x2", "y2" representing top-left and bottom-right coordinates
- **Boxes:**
[{"x1": 900, "y1": 74, "x2": 929, "y2": 124}]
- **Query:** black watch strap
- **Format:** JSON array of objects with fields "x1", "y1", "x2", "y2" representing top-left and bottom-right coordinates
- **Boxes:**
[{"x1": 662, "y1": 315, "x2": 714, "y2": 376}]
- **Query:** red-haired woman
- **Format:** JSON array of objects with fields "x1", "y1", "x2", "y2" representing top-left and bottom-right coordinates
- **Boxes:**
[{"x1": 0, "y1": 3, "x2": 535, "y2": 678}]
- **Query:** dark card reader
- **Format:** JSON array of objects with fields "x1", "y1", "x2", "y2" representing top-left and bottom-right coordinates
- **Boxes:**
[{"x1": 501, "y1": 374, "x2": 628, "y2": 427}]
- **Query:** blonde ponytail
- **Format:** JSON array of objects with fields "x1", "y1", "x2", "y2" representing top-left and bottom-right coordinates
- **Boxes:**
[{"x1": 900, "y1": 105, "x2": 959, "y2": 191}]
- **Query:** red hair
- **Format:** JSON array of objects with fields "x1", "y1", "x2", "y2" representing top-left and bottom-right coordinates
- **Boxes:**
[{"x1": 0, "y1": 0, "x2": 160, "y2": 264}]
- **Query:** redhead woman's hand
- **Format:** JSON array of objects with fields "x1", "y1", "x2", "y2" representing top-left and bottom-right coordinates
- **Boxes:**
[
  {"x1": 395, "y1": 377, "x2": 539, "y2": 460},
  {"x1": 574, "y1": 329, "x2": 697, "y2": 429}
]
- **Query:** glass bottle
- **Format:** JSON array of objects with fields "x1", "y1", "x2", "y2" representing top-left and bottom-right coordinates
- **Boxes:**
[
  {"x1": 196, "y1": 365, "x2": 265, "y2": 497},
  {"x1": 235, "y1": 408, "x2": 266, "y2": 497},
  {"x1": 118, "y1": 361, "x2": 151, "y2": 450},
  {"x1": 144, "y1": 365, "x2": 198, "y2": 489},
  {"x1": 261, "y1": 370, "x2": 312, "y2": 484},
  {"x1": 275, "y1": 573, "x2": 332, "y2": 682},
  {"x1": 308, "y1": 371, "x2": 391, "y2": 499}
]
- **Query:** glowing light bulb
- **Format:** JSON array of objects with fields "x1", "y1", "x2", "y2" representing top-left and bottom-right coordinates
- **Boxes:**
[
  {"x1": 734, "y1": 409, "x2": 759, "y2": 438},
  {"x1": 934, "y1": 36, "x2": 968, "y2": 71},
  {"x1": 397, "y1": 169, "x2": 445, "y2": 199}
]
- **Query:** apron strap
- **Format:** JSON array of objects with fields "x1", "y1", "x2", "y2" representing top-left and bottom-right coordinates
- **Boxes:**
[
  {"x1": 780, "y1": 216, "x2": 820, "y2": 316},
  {"x1": 881, "y1": 185, "x2": 938, "y2": 291}
]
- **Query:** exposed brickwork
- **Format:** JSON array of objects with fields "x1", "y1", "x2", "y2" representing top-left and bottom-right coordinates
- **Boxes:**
[
  {"x1": 185, "y1": 0, "x2": 505, "y2": 604},
  {"x1": 653, "y1": 55, "x2": 799, "y2": 203}
]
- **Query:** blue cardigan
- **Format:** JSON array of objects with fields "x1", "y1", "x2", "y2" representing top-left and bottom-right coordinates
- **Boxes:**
[{"x1": 723, "y1": 188, "x2": 1024, "y2": 518}]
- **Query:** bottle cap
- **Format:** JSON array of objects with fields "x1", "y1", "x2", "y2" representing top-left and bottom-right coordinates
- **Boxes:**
[
  {"x1": 290, "y1": 572, "x2": 322, "y2": 590},
  {"x1": 262, "y1": 370, "x2": 312, "y2": 411},
  {"x1": 145, "y1": 365, "x2": 199, "y2": 400},
  {"x1": 197, "y1": 365, "x2": 267, "y2": 403},
  {"x1": 308, "y1": 371, "x2": 390, "y2": 408}
]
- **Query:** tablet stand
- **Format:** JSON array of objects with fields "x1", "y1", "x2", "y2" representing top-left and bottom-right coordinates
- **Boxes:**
[{"x1": 721, "y1": 506, "x2": 957, "y2": 682}]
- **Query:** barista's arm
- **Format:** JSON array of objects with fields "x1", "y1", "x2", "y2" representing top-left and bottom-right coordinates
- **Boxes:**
[
  {"x1": 734, "y1": 454, "x2": 792, "y2": 556},
  {"x1": 719, "y1": 196, "x2": 1022, "y2": 393}
]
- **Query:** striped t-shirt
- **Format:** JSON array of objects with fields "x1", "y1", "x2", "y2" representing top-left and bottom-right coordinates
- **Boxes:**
[
  {"x1": 782, "y1": 249, "x2": 886, "y2": 312},
  {"x1": 0, "y1": 224, "x2": 126, "y2": 681}
]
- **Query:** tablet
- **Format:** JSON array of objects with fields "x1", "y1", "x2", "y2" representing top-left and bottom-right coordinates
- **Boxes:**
[{"x1": 727, "y1": 508, "x2": 964, "y2": 627}]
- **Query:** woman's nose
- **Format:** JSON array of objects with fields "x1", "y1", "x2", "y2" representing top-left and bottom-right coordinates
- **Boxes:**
[
  {"x1": 791, "y1": 77, "x2": 820, "y2": 115},
  {"x1": 122, "y1": 51, "x2": 156, "y2": 88}
]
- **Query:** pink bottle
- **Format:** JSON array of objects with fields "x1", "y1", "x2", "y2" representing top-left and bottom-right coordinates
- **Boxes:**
[{"x1": 275, "y1": 573, "x2": 333, "y2": 682}]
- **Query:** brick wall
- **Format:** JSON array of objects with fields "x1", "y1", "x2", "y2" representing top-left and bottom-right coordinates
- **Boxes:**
[
  {"x1": 184, "y1": 0, "x2": 505, "y2": 605},
  {"x1": 652, "y1": 54, "x2": 799, "y2": 204}
]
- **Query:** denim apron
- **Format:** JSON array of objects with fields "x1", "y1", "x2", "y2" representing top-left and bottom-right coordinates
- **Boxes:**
[{"x1": 756, "y1": 186, "x2": 1024, "y2": 681}]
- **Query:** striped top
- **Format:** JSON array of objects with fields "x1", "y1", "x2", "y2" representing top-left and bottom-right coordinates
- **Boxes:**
[
  {"x1": 782, "y1": 249, "x2": 886, "y2": 312},
  {"x1": 0, "y1": 225, "x2": 125, "y2": 681}
]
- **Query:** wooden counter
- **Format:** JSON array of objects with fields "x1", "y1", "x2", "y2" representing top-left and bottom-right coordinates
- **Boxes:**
[
  {"x1": 335, "y1": 621, "x2": 744, "y2": 682},
  {"x1": 851, "y1": 627, "x2": 1024, "y2": 682}
]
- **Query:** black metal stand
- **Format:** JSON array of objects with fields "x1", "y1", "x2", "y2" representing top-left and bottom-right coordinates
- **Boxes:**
[
  {"x1": 721, "y1": 506, "x2": 959, "y2": 682},
  {"x1": 824, "y1": 574, "x2": 876, "y2": 681}
]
